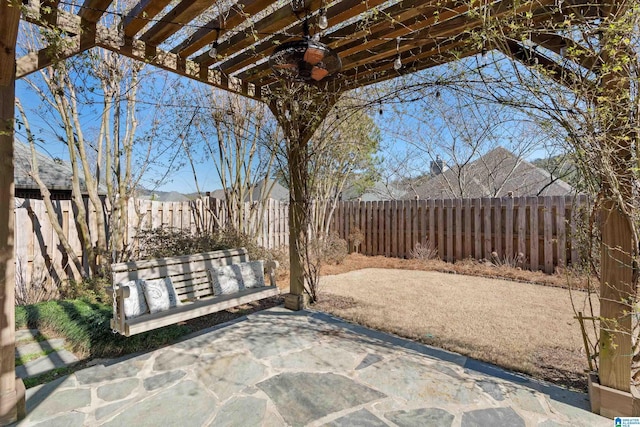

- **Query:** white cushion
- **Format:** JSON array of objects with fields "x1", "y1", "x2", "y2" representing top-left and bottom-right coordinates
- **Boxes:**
[
  {"x1": 209, "y1": 261, "x2": 266, "y2": 295},
  {"x1": 142, "y1": 277, "x2": 182, "y2": 314},
  {"x1": 209, "y1": 264, "x2": 243, "y2": 295},
  {"x1": 120, "y1": 279, "x2": 148, "y2": 319},
  {"x1": 237, "y1": 260, "x2": 265, "y2": 289}
]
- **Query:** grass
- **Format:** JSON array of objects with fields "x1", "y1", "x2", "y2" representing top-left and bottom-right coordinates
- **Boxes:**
[
  {"x1": 22, "y1": 366, "x2": 77, "y2": 389},
  {"x1": 15, "y1": 296, "x2": 284, "y2": 387},
  {"x1": 313, "y1": 264, "x2": 599, "y2": 392},
  {"x1": 16, "y1": 299, "x2": 191, "y2": 359}
]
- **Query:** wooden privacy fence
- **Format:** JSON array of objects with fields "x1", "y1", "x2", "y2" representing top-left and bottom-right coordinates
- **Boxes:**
[
  {"x1": 14, "y1": 194, "x2": 587, "y2": 293},
  {"x1": 123, "y1": 197, "x2": 288, "y2": 250},
  {"x1": 13, "y1": 197, "x2": 289, "y2": 291},
  {"x1": 329, "y1": 195, "x2": 589, "y2": 273}
]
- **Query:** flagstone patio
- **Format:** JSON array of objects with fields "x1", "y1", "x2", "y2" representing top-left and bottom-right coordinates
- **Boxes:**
[{"x1": 13, "y1": 307, "x2": 609, "y2": 426}]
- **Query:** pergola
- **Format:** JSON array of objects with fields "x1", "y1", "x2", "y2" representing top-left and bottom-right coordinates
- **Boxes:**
[{"x1": 0, "y1": 0, "x2": 635, "y2": 422}]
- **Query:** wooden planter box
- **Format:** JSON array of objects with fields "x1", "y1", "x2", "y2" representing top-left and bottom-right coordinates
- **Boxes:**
[{"x1": 588, "y1": 372, "x2": 640, "y2": 418}]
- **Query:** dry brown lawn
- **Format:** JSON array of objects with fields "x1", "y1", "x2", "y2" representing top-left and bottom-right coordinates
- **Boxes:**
[{"x1": 311, "y1": 258, "x2": 599, "y2": 392}]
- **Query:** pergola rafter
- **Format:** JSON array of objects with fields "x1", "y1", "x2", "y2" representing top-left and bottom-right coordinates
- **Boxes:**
[{"x1": 0, "y1": 0, "x2": 636, "y2": 423}]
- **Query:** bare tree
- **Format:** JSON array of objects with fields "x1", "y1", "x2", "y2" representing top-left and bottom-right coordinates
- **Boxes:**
[
  {"x1": 180, "y1": 88, "x2": 282, "y2": 238},
  {"x1": 17, "y1": 15, "x2": 179, "y2": 282},
  {"x1": 379, "y1": 87, "x2": 565, "y2": 198}
]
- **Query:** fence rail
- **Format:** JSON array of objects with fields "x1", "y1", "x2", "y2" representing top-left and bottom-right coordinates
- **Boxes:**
[
  {"x1": 14, "y1": 194, "x2": 588, "y2": 297},
  {"x1": 330, "y1": 195, "x2": 589, "y2": 273}
]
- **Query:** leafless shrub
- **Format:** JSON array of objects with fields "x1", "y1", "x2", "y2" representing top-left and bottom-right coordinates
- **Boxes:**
[
  {"x1": 490, "y1": 251, "x2": 525, "y2": 269},
  {"x1": 15, "y1": 257, "x2": 58, "y2": 305},
  {"x1": 410, "y1": 240, "x2": 439, "y2": 261},
  {"x1": 310, "y1": 232, "x2": 348, "y2": 266},
  {"x1": 348, "y1": 227, "x2": 365, "y2": 253}
]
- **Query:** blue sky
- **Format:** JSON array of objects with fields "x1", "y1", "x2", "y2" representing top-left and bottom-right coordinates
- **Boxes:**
[{"x1": 14, "y1": 50, "x2": 565, "y2": 194}]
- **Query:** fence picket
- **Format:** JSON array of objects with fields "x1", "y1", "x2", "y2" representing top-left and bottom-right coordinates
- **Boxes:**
[
  {"x1": 445, "y1": 199, "x2": 453, "y2": 262},
  {"x1": 483, "y1": 198, "x2": 492, "y2": 259},
  {"x1": 556, "y1": 196, "x2": 567, "y2": 268},
  {"x1": 474, "y1": 198, "x2": 482, "y2": 259},
  {"x1": 505, "y1": 197, "x2": 514, "y2": 259},
  {"x1": 543, "y1": 196, "x2": 554, "y2": 273},
  {"x1": 529, "y1": 196, "x2": 539, "y2": 271},
  {"x1": 463, "y1": 198, "x2": 472, "y2": 258},
  {"x1": 493, "y1": 198, "x2": 502, "y2": 257}
]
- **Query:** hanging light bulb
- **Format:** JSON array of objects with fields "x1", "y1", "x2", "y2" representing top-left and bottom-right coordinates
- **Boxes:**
[
  {"x1": 393, "y1": 55, "x2": 402, "y2": 71},
  {"x1": 393, "y1": 37, "x2": 402, "y2": 71},
  {"x1": 209, "y1": 28, "x2": 220, "y2": 59},
  {"x1": 208, "y1": 41, "x2": 218, "y2": 58},
  {"x1": 318, "y1": 9, "x2": 328, "y2": 30}
]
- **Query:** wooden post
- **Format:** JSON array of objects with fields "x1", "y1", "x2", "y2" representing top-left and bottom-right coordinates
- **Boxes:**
[
  {"x1": 0, "y1": 0, "x2": 26, "y2": 423},
  {"x1": 269, "y1": 89, "x2": 338, "y2": 310},
  {"x1": 591, "y1": 2, "x2": 636, "y2": 415}
]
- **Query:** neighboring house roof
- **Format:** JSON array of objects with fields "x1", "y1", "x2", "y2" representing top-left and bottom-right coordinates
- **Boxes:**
[
  {"x1": 207, "y1": 179, "x2": 289, "y2": 202},
  {"x1": 410, "y1": 146, "x2": 575, "y2": 199},
  {"x1": 342, "y1": 181, "x2": 405, "y2": 201},
  {"x1": 136, "y1": 190, "x2": 191, "y2": 202},
  {"x1": 14, "y1": 140, "x2": 106, "y2": 195}
]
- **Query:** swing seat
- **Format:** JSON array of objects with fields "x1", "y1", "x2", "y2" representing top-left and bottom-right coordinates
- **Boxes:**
[{"x1": 109, "y1": 248, "x2": 280, "y2": 336}]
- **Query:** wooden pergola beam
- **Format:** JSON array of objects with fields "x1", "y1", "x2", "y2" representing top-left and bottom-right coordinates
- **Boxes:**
[
  {"x1": 215, "y1": 0, "x2": 390, "y2": 77},
  {"x1": 95, "y1": 29, "x2": 259, "y2": 99},
  {"x1": 22, "y1": 0, "x2": 82, "y2": 35},
  {"x1": 16, "y1": 34, "x2": 96, "y2": 79},
  {"x1": 195, "y1": 0, "x2": 325, "y2": 67},
  {"x1": 139, "y1": 0, "x2": 216, "y2": 46},
  {"x1": 122, "y1": 0, "x2": 173, "y2": 38},
  {"x1": 79, "y1": 0, "x2": 115, "y2": 23},
  {"x1": 170, "y1": 0, "x2": 278, "y2": 58},
  {"x1": 498, "y1": 39, "x2": 596, "y2": 93},
  {"x1": 530, "y1": 33, "x2": 602, "y2": 72},
  {"x1": 20, "y1": 5, "x2": 259, "y2": 99}
]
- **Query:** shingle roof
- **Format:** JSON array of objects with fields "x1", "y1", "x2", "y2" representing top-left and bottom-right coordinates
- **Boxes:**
[
  {"x1": 207, "y1": 179, "x2": 289, "y2": 202},
  {"x1": 342, "y1": 181, "x2": 405, "y2": 201},
  {"x1": 14, "y1": 139, "x2": 106, "y2": 195},
  {"x1": 411, "y1": 147, "x2": 575, "y2": 199}
]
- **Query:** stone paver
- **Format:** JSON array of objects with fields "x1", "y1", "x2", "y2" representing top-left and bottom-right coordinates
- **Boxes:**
[
  {"x1": 14, "y1": 307, "x2": 610, "y2": 427},
  {"x1": 385, "y1": 408, "x2": 456, "y2": 427},
  {"x1": 15, "y1": 332, "x2": 80, "y2": 380},
  {"x1": 257, "y1": 372, "x2": 385, "y2": 425},
  {"x1": 324, "y1": 409, "x2": 387, "y2": 427},
  {"x1": 461, "y1": 407, "x2": 525, "y2": 427},
  {"x1": 15, "y1": 338, "x2": 66, "y2": 358}
]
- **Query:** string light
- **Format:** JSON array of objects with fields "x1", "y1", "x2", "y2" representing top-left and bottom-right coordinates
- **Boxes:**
[
  {"x1": 393, "y1": 37, "x2": 402, "y2": 70},
  {"x1": 393, "y1": 56, "x2": 402, "y2": 70},
  {"x1": 208, "y1": 42, "x2": 218, "y2": 58},
  {"x1": 318, "y1": 8, "x2": 328, "y2": 30},
  {"x1": 208, "y1": 28, "x2": 220, "y2": 59}
]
